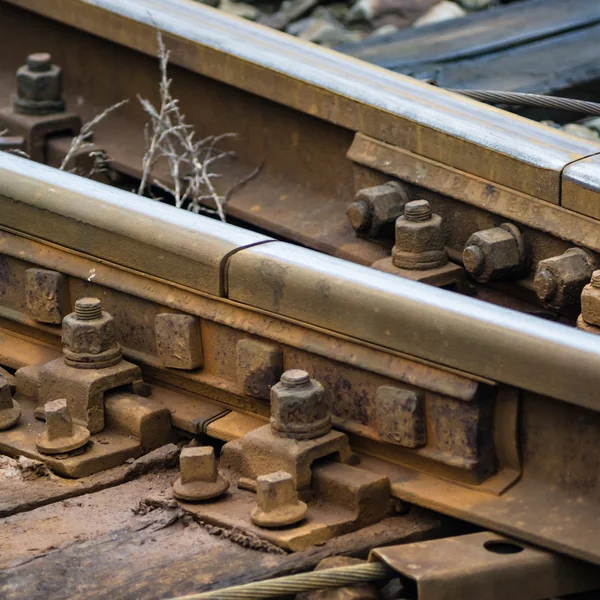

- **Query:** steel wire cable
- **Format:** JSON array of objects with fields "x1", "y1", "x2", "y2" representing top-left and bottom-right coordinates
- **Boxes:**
[
  {"x1": 449, "y1": 89, "x2": 600, "y2": 116},
  {"x1": 167, "y1": 562, "x2": 394, "y2": 600}
]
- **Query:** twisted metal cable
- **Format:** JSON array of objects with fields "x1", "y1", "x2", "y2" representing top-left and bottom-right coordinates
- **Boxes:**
[
  {"x1": 168, "y1": 562, "x2": 393, "y2": 600},
  {"x1": 449, "y1": 89, "x2": 600, "y2": 116}
]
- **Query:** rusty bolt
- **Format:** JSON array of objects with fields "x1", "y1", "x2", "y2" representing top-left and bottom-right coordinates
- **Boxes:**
[
  {"x1": 534, "y1": 248, "x2": 596, "y2": 310},
  {"x1": 173, "y1": 446, "x2": 230, "y2": 501},
  {"x1": 270, "y1": 369, "x2": 331, "y2": 440},
  {"x1": 580, "y1": 269, "x2": 600, "y2": 328},
  {"x1": 251, "y1": 471, "x2": 308, "y2": 528},
  {"x1": 62, "y1": 298, "x2": 122, "y2": 369},
  {"x1": 36, "y1": 398, "x2": 90, "y2": 454},
  {"x1": 375, "y1": 386, "x2": 425, "y2": 448},
  {"x1": 0, "y1": 375, "x2": 20, "y2": 431},
  {"x1": 347, "y1": 200, "x2": 371, "y2": 232},
  {"x1": 347, "y1": 181, "x2": 409, "y2": 238},
  {"x1": 14, "y1": 52, "x2": 65, "y2": 116},
  {"x1": 155, "y1": 313, "x2": 204, "y2": 370},
  {"x1": 391, "y1": 199, "x2": 448, "y2": 270},
  {"x1": 534, "y1": 269, "x2": 557, "y2": 304},
  {"x1": 462, "y1": 223, "x2": 526, "y2": 283},
  {"x1": 25, "y1": 268, "x2": 70, "y2": 324}
]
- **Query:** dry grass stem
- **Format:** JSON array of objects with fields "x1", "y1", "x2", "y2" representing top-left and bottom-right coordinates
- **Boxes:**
[
  {"x1": 59, "y1": 99, "x2": 129, "y2": 174},
  {"x1": 138, "y1": 30, "x2": 259, "y2": 222}
]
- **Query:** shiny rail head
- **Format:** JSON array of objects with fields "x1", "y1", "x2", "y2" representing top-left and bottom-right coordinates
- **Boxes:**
[
  {"x1": 0, "y1": 152, "x2": 271, "y2": 296},
  {"x1": 226, "y1": 240, "x2": 600, "y2": 411},
  {"x1": 2, "y1": 153, "x2": 600, "y2": 411},
  {"x1": 8, "y1": 0, "x2": 600, "y2": 204}
]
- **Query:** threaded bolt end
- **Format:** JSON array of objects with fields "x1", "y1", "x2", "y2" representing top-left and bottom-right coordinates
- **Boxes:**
[
  {"x1": 347, "y1": 200, "x2": 371, "y2": 232},
  {"x1": 404, "y1": 199, "x2": 431, "y2": 222},
  {"x1": 75, "y1": 297, "x2": 102, "y2": 321},
  {"x1": 26, "y1": 52, "x2": 52, "y2": 72},
  {"x1": 280, "y1": 369, "x2": 310, "y2": 387},
  {"x1": 592, "y1": 270, "x2": 600, "y2": 289},
  {"x1": 463, "y1": 244, "x2": 485, "y2": 276}
]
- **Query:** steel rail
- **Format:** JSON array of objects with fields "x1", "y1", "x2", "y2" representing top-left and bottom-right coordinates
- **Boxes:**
[
  {"x1": 0, "y1": 151, "x2": 599, "y2": 411},
  {"x1": 3, "y1": 0, "x2": 600, "y2": 207},
  {"x1": 3, "y1": 1, "x2": 600, "y2": 566},
  {"x1": 2, "y1": 0, "x2": 600, "y2": 281},
  {"x1": 2, "y1": 155, "x2": 600, "y2": 563}
]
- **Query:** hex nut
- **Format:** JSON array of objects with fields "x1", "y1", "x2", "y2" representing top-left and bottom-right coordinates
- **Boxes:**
[
  {"x1": 462, "y1": 223, "x2": 526, "y2": 283},
  {"x1": 533, "y1": 248, "x2": 596, "y2": 310},
  {"x1": 62, "y1": 298, "x2": 122, "y2": 368},
  {"x1": 270, "y1": 369, "x2": 331, "y2": 440},
  {"x1": 392, "y1": 200, "x2": 448, "y2": 270},
  {"x1": 14, "y1": 53, "x2": 65, "y2": 115},
  {"x1": 581, "y1": 270, "x2": 600, "y2": 327},
  {"x1": 251, "y1": 471, "x2": 308, "y2": 528},
  {"x1": 36, "y1": 398, "x2": 90, "y2": 454},
  {"x1": 0, "y1": 376, "x2": 20, "y2": 431},
  {"x1": 173, "y1": 446, "x2": 229, "y2": 501},
  {"x1": 348, "y1": 181, "x2": 409, "y2": 238}
]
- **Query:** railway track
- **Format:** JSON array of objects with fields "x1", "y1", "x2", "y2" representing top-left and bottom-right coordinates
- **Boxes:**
[{"x1": 2, "y1": 0, "x2": 600, "y2": 598}]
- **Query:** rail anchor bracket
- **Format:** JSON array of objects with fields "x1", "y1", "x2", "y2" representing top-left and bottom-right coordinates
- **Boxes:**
[{"x1": 371, "y1": 531, "x2": 600, "y2": 600}]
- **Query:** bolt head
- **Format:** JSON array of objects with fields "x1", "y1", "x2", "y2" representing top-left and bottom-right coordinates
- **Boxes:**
[
  {"x1": 36, "y1": 398, "x2": 89, "y2": 454},
  {"x1": 173, "y1": 446, "x2": 229, "y2": 501},
  {"x1": 534, "y1": 249, "x2": 594, "y2": 309},
  {"x1": 236, "y1": 339, "x2": 283, "y2": 400},
  {"x1": 44, "y1": 398, "x2": 73, "y2": 441},
  {"x1": 155, "y1": 313, "x2": 203, "y2": 370},
  {"x1": 462, "y1": 226, "x2": 524, "y2": 283},
  {"x1": 251, "y1": 470, "x2": 307, "y2": 527},
  {"x1": 351, "y1": 182, "x2": 408, "y2": 238},
  {"x1": 180, "y1": 446, "x2": 217, "y2": 484},
  {"x1": 347, "y1": 201, "x2": 371, "y2": 232},
  {"x1": 256, "y1": 471, "x2": 297, "y2": 512},
  {"x1": 25, "y1": 269, "x2": 69, "y2": 324},
  {"x1": 582, "y1": 283, "x2": 600, "y2": 327}
]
